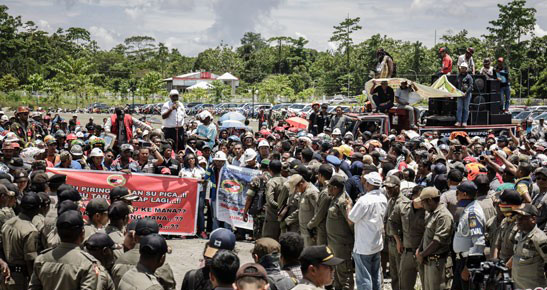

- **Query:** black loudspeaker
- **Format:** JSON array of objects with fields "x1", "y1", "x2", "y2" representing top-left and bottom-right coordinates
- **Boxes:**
[
  {"x1": 487, "y1": 80, "x2": 502, "y2": 114},
  {"x1": 469, "y1": 111, "x2": 489, "y2": 125},
  {"x1": 472, "y1": 75, "x2": 487, "y2": 93},
  {"x1": 490, "y1": 113, "x2": 512, "y2": 124},
  {"x1": 470, "y1": 95, "x2": 488, "y2": 111},
  {"x1": 487, "y1": 79, "x2": 501, "y2": 92},
  {"x1": 429, "y1": 98, "x2": 457, "y2": 116}
]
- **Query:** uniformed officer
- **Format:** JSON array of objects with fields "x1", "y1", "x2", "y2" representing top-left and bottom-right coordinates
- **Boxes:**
[
  {"x1": 384, "y1": 175, "x2": 402, "y2": 290},
  {"x1": 389, "y1": 185, "x2": 425, "y2": 290},
  {"x1": 452, "y1": 181, "x2": 486, "y2": 290},
  {"x1": 262, "y1": 160, "x2": 285, "y2": 239},
  {"x1": 0, "y1": 184, "x2": 16, "y2": 229},
  {"x1": 31, "y1": 192, "x2": 50, "y2": 249},
  {"x1": 105, "y1": 201, "x2": 130, "y2": 260},
  {"x1": 2, "y1": 192, "x2": 42, "y2": 289},
  {"x1": 308, "y1": 164, "x2": 333, "y2": 245},
  {"x1": 84, "y1": 197, "x2": 110, "y2": 242},
  {"x1": 42, "y1": 174, "x2": 67, "y2": 237},
  {"x1": 243, "y1": 159, "x2": 271, "y2": 239},
  {"x1": 295, "y1": 174, "x2": 319, "y2": 247},
  {"x1": 493, "y1": 189, "x2": 522, "y2": 261},
  {"x1": 325, "y1": 175, "x2": 354, "y2": 290},
  {"x1": 510, "y1": 204, "x2": 547, "y2": 289},
  {"x1": 84, "y1": 233, "x2": 120, "y2": 290},
  {"x1": 415, "y1": 187, "x2": 453, "y2": 290},
  {"x1": 293, "y1": 245, "x2": 344, "y2": 290},
  {"x1": 111, "y1": 218, "x2": 176, "y2": 289},
  {"x1": 9, "y1": 106, "x2": 33, "y2": 143},
  {"x1": 29, "y1": 210, "x2": 102, "y2": 289},
  {"x1": 118, "y1": 233, "x2": 167, "y2": 290},
  {"x1": 279, "y1": 181, "x2": 300, "y2": 234}
]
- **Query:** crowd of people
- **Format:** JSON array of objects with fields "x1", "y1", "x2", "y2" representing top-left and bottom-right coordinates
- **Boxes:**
[{"x1": 0, "y1": 85, "x2": 545, "y2": 290}]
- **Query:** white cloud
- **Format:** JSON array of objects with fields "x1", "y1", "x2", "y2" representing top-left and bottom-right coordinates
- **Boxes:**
[
  {"x1": 295, "y1": 32, "x2": 308, "y2": 40},
  {"x1": 89, "y1": 26, "x2": 119, "y2": 49},
  {"x1": 38, "y1": 20, "x2": 52, "y2": 32},
  {"x1": 535, "y1": 24, "x2": 547, "y2": 37}
]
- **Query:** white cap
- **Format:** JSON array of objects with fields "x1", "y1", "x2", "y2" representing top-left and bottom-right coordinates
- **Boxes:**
[
  {"x1": 243, "y1": 149, "x2": 257, "y2": 163},
  {"x1": 76, "y1": 132, "x2": 84, "y2": 138},
  {"x1": 460, "y1": 62, "x2": 469, "y2": 68},
  {"x1": 213, "y1": 151, "x2": 227, "y2": 161},
  {"x1": 169, "y1": 89, "x2": 180, "y2": 96},
  {"x1": 89, "y1": 148, "x2": 104, "y2": 158},
  {"x1": 332, "y1": 128, "x2": 341, "y2": 135},
  {"x1": 364, "y1": 172, "x2": 382, "y2": 187},
  {"x1": 199, "y1": 110, "x2": 213, "y2": 120},
  {"x1": 258, "y1": 140, "x2": 270, "y2": 148},
  {"x1": 197, "y1": 156, "x2": 207, "y2": 165}
]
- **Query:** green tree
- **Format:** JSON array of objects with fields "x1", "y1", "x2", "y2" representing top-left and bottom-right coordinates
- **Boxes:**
[
  {"x1": 210, "y1": 80, "x2": 231, "y2": 103},
  {"x1": 257, "y1": 75, "x2": 294, "y2": 103},
  {"x1": 138, "y1": 71, "x2": 163, "y2": 103},
  {"x1": 330, "y1": 16, "x2": 362, "y2": 96},
  {"x1": 24, "y1": 73, "x2": 44, "y2": 94},
  {"x1": 0, "y1": 73, "x2": 19, "y2": 92}
]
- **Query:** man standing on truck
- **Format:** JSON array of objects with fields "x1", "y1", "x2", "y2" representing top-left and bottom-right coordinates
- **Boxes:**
[
  {"x1": 455, "y1": 63, "x2": 473, "y2": 127},
  {"x1": 395, "y1": 80, "x2": 419, "y2": 125},
  {"x1": 439, "y1": 47, "x2": 453, "y2": 75}
]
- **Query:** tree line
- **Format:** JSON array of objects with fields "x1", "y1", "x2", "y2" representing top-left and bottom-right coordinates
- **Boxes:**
[{"x1": 0, "y1": 0, "x2": 545, "y2": 107}]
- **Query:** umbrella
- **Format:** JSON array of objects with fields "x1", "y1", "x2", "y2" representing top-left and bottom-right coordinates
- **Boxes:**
[
  {"x1": 219, "y1": 111, "x2": 246, "y2": 122},
  {"x1": 285, "y1": 117, "x2": 309, "y2": 129},
  {"x1": 220, "y1": 120, "x2": 247, "y2": 129}
]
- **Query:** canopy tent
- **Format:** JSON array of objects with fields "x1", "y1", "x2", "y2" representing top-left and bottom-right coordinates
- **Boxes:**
[
  {"x1": 218, "y1": 72, "x2": 240, "y2": 95},
  {"x1": 187, "y1": 81, "x2": 214, "y2": 90},
  {"x1": 364, "y1": 77, "x2": 463, "y2": 107}
]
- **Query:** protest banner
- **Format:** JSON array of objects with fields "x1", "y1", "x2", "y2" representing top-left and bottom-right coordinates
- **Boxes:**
[
  {"x1": 46, "y1": 168, "x2": 198, "y2": 236},
  {"x1": 216, "y1": 164, "x2": 260, "y2": 230}
]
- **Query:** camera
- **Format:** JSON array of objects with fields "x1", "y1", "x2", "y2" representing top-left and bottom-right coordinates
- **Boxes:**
[{"x1": 468, "y1": 260, "x2": 514, "y2": 290}]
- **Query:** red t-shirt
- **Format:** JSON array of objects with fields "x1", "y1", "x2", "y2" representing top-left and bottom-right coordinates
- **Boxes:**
[{"x1": 442, "y1": 54, "x2": 453, "y2": 74}]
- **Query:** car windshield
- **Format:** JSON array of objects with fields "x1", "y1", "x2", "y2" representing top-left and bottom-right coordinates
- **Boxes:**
[
  {"x1": 290, "y1": 104, "x2": 305, "y2": 109},
  {"x1": 514, "y1": 111, "x2": 532, "y2": 120},
  {"x1": 534, "y1": 112, "x2": 547, "y2": 120}
]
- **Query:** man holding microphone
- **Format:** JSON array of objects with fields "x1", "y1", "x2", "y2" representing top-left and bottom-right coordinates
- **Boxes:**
[{"x1": 161, "y1": 89, "x2": 186, "y2": 152}]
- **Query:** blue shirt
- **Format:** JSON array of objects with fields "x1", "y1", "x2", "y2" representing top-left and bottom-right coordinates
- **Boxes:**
[
  {"x1": 453, "y1": 200, "x2": 486, "y2": 255},
  {"x1": 196, "y1": 123, "x2": 217, "y2": 149}
]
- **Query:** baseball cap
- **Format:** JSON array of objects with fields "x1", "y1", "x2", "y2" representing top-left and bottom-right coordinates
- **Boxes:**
[
  {"x1": 299, "y1": 245, "x2": 344, "y2": 266},
  {"x1": 140, "y1": 233, "x2": 168, "y2": 255},
  {"x1": 89, "y1": 148, "x2": 104, "y2": 158},
  {"x1": 110, "y1": 186, "x2": 138, "y2": 202},
  {"x1": 236, "y1": 263, "x2": 268, "y2": 281},
  {"x1": 512, "y1": 204, "x2": 538, "y2": 217},
  {"x1": 499, "y1": 189, "x2": 522, "y2": 205},
  {"x1": 457, "y1": 181, "x2": 478, "y2": 195},
  {"x1": 86, "y1": 198, "x2": 109, "y2": 214},
  {"x1": 328, "y1": 175, "x2": 345, "y2": 188},
  {"x1": 384, "y1": 175, "x2": 401, "y2": 188},
  {"x1": 364, "y1": 172, "x2": 382, "y2": 187},
  {"x1": 58, "y1": 188, "x2": 81, "y2": 203},
  {"x1": 21, "y1": 192, "x2": 41, "y2": 209},
  {"x1": 459, "y1": 62, "x2": 469, "y2": 68},
  {"x1": 258, "y1": 140, "x2": 270, "y2": 148},
  {"x1": 212, "y1": 151, "x2": 227, "y2": 161},
  {"x1": 57, "y1": 200, "x2": 79, "y2": 215},
  {"x1": 8, "y1": 157, "x2": 24, "y2": 170},
  {"x1": 31, "y1": 172, "x2": 48, "y2": 184},
  {"x1": 326, "y1": 155, "x2": 341, "y2": 166},
  {"x1": 288, "y1": 174, "x2": 303, "y2": 192},
  {"x1": 120, "y1": 144, "x2": 134, "y2": 152},
  {"x1": 169, "y1": 89, "x2": 179, "y2": 96},
  {"x1": 85, "y1": 233, "x2": 121, "y2": 250},
  {"x1": 414, "y1": 187, "x2": 440, "y2": 202},
  {"x1": 108, "y1": 201, "x2": 131, "y2": 219},
  {"x1": 204, "y1": 228, "x2": 236, "y2": 258},
  {"x1": 56, "y1": 210, "x2": 84, "y2": 230},
  {"x1": 135, "y1": 218, "x2": 160, "y2": 236},
  {"x1": 243, "y1": 149, "x2": 257, "y2": 164}
]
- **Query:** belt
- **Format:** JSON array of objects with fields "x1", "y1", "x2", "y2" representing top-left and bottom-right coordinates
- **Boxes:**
[
  {"x1": 8, "y1": 264, "x2": 28, "y2": 276},
  {"x1": 424, "y1": 252, "x2": 449, "y2": 262},
  {"x1": 456, "y1": 252, "x2": 469, "y2": 259},
  {"x1": 403, "y1": 247, "x2": 417, "y2": 254}
]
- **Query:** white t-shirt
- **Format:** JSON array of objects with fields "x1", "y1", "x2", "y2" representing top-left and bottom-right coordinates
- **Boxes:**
[
  {"x1": 348, "y1": 189, "x2": 387, "y2": 255},
  {"x1": 161, "y1": 100, "x2": 186, "y2": 128},
  {"x1": 457, "y1": 54, "x2": 475, "y2": 73},
  {"x1": 395, "y1": 88, "x2": 411, "y2": 105}
]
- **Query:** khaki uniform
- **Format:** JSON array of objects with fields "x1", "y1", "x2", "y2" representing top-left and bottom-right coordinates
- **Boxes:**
[
  {"x1": 282, "y1": 185, "x2": 300, "y2": 233},
  {"x1": 29, "y1": 242, "x2": 102, "y2": 289},
  {"x1": 111, "y1": 243, "x2": 176, "y2": 289},
  {"x1": 476, "y1": 195, "x2": 496, "y2": 223},
  {"x1": 485, "y1": 215, "x2": 502, "y2": 256},
  {"x1": 298, "y1": 184, "x2": 319, "y2": 247},
  {"x1": 0, "y1": 207, "x2": 15, "y2": 229},
  {"x1": 31, "y1": 214, "x2": 46, "y2": 250},
  {"x1": 388, "y1": 196, "x2": 426, "y2": 290},
  {"x1": 496, "y1": 217, "x2": 518, "y2": 261},
  {"x1": 307, "y1": 186, "x2": 331, "y2": 245},
  {"x1": 385, "y1": 194, "x2": 401, "y2": 290},
  {"x1": 45, "y1": 227, "x2": 61, "y2": 248},
  {"x1": 421, "y1": 205, "x2": 453, "y2": 290},
  {"x1": 512, "y1": 225, "x2": 547, "y2": 289},
  {"x1": 262, "y1": 174, "x2": 286, "y2": 239},
  {"x1": 118, "y1": 263, "x2": 164, "y2": 290},
  {"x1": 1, "y1": 213, "x2": 41, "y2": 290},
  {"x1": 84, "y1": 223, "x2": 105, "y2": 243},
  {"x1": 105, "y1": 224, "x2": 125, "y2": 260},
  {"x1": 292, "y1": 278, "x2": 324, "y2": 290},
  {"x1": 43, "y1": 194, "x2": 58, "y2": 237},
  {"x1": 246, "y1": 172, "x2": 270, "y2": 239},
  {"x1": 326, "y1": 192, "x2": 354, "y2": 290}
]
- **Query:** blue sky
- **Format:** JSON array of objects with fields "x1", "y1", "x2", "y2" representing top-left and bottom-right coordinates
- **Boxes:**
[{"x1": 5, "y1": 0, "x2": 547, "y2": 56}]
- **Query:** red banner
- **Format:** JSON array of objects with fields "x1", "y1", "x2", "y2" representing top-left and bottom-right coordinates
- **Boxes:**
[{"x1": 46, "y1": 168, "x2": 198, "y2": 236}]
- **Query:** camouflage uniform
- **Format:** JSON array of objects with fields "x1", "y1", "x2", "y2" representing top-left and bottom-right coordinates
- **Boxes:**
[{"x1": 246, "y1": 171, "x2": 271, "y2": 239}]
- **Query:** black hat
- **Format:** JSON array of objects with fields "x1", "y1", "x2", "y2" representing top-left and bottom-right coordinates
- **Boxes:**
[
  {"x1": 135, "y1": 218, "x2": 159, "y2": 236},
  {"x1": 204, "y1": 228, "x2": 236, "y2": 258},
  {"x1": 57, "y1": 200, "x2": 79, "y2": 215},
  {"x1": 58, "y1": 188, "x2": 81, "y2": 203},
  {"x1": 497, "y1": 135, "x2": 508, "y2": 142},
  {"x1": 499, "y1": 189, "x2": 522, "y2": 205},
  {"x1": 110, "y1": 186, "x2": 138, "y2": 202},
  {"x1": 108, "y1": 201, "x2": 130, "y2": 219},
  {"x1": 48, "y1": 174, "x2": 67, "y2": 185},
  {"x1": 513, "y1": 204, "x2": 539, "y2": 217},
  {"x1": 457, "y1": 181, "x2": 478, "y2": 195},
  {"x1": 21, "y1": 192, "x2": 41, "y2": 209},
  {"x1": 86, "y1": 198, "x2": 109, "y2": 214},
  {"x1": 31, "y1": 172, "x2": 49, "y2": 184},
  {"x1": 8, "y1": 157, "x2": 24, "y2": 170},
  {"x1": 56, "y1": 210, "x2": 84, "y2": 230},
  {"x1": 140, "y1": 233, "x2": 168, "y2": 255},
  {"x1": 85, "y1": 233, "x2": 121, "y2": 250},
  {"x1": 328, "y1": 175, "x2": 345, "y2": 189},
  {"x1": 299, "y1": 245, "x2": 344, "y2": 266},
  {"x1": 535, "y1": 167, "x2": 547, "y2": 177},
  {"x1": 236, "y1": 263, "x2": 268, "y2": 281}
]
